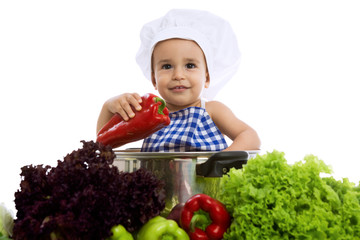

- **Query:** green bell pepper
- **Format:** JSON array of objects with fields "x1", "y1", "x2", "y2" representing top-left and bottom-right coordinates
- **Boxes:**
[
  {"x1": 107, "y1": 224, "x2": 134, "y2": 240},
  {"x1": 137, "y1": 216, "x2": 189, "y2": 240}
]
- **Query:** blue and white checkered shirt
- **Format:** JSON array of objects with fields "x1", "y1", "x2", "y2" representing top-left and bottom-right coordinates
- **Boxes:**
[{"x1": 141, "y1": 104, "x2": 228, "y2": 152}]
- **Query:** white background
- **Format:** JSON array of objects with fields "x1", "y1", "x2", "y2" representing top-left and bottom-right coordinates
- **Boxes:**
[{"x1": 1, "y1": 0, "x2": 359, "y2": 214}]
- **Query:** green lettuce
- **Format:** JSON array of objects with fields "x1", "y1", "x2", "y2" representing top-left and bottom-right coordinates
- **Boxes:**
[{"x1": 220, "y1": 150, "x2": 360, "y2": 239}]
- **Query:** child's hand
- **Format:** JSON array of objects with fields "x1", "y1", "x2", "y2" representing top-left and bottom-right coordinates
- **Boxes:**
[{"x1": 106, "y1": 93, "x2": 143, "y2": 121}]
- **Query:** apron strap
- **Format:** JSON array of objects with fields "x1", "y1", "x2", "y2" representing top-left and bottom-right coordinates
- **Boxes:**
[{"x1": 201, "y1": 98, "x2": 207, "y2": 109}]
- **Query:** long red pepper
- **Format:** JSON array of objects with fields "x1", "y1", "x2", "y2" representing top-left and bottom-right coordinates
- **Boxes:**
[
  {"x1": 96, "y1": 93, "x2": 170, "y2": 148},
  {"x1": 180, "y1": 194, "x2": 231, "y2": 240}
]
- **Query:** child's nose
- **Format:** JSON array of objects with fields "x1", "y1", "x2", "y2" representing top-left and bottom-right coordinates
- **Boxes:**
[{"x1": 172, "y1": 67, "x2": 185, "y2": 80}]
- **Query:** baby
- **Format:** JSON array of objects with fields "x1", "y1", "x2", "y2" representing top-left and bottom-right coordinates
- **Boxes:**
[{"x1": 97, "y1": 9, "x2": 261, "y2": 152}]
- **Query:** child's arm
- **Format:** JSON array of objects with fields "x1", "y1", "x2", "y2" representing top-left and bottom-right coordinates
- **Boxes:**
[
  {"x1": 207, "y1": 101, "x2": 261, "y2": 151},
  {"x1": 96, "y1": 93, "x2": 143, "y2": 134}
]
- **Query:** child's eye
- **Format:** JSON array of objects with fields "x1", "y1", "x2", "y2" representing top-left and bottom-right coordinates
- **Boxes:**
[
  {"x1": 186, "y1": 63, "x2": 196, "y2": 69},
  {"x1": 161, "y1": 64, "x2": 172, "y2": 69}
]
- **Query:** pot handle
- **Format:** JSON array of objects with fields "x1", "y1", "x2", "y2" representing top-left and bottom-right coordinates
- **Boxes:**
[{"x1": 196, "y1": 151, "x2": 249, "y2": 177}]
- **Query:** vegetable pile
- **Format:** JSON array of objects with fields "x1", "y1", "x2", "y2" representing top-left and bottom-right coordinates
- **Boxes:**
[
  {"x1": 220, "y1": 150, "x2": 360, "y2": 239},
  {"x1": 8, "y1": 146, "x2": 360, "y2": 239},
  {"x1": 13, "y1": 140, "x2": 166, "y2": 240}
]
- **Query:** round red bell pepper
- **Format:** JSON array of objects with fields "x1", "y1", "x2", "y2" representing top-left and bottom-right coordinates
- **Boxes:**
[{"x1": 180, "y1": 194, "x2": 231, "y2": 240}]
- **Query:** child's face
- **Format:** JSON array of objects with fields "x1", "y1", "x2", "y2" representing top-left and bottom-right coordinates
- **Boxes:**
[{"x1": 151, "y1": 38, "x2": 210, "y2": 111}]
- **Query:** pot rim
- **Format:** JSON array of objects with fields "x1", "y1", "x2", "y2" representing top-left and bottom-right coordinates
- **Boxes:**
[{"x1": 114, "y1": 150, "x2": 260, "y2": 160}]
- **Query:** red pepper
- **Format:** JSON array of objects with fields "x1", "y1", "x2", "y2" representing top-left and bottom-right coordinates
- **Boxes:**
[
  {"x1": 96, "y1": 93, "x2": 170, "y2": 148},
  {"x1": 180, "y1": 194, "x2": 230, "y2": 240}
]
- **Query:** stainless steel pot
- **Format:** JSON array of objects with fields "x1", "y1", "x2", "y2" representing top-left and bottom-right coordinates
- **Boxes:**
[{"x1": 114, "y1": 150, "x2": 258, "y2": 215}]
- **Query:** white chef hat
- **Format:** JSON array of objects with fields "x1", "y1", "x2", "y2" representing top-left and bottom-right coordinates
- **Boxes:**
[{"x1": 136, "y1": 9, "x2": 241, "y2": 100}]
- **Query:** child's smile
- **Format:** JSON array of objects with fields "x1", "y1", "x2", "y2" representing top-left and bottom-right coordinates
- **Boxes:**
[{"x1": 169, "y1": 85, "x2": 189, "y2": 92}]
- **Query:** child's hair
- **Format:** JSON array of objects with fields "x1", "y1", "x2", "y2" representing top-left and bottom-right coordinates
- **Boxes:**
[{"x1": 136, "y1": 9, "x2": 241, "y2": 100}]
